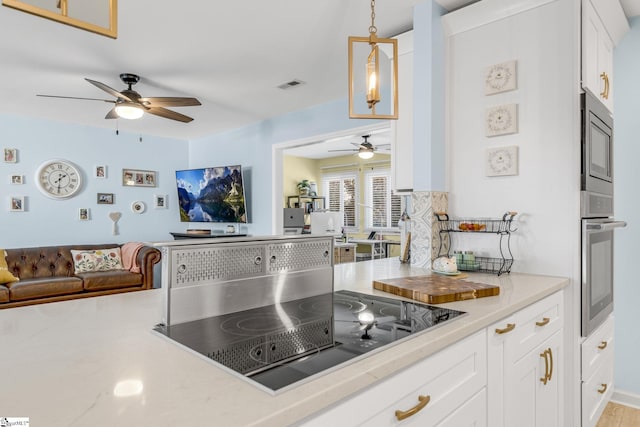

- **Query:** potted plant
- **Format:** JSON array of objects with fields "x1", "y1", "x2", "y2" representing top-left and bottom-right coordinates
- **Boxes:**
[{"x1": 297, "y1": 179, "x2": 311, "y2": 196}]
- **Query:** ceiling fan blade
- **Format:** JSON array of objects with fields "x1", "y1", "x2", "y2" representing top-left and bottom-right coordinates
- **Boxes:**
[
  {"x1": 350, "y1": 142, "x2": 362, "y2": 148},
  {"x1": 105, "y1": 108, "x2": 118, "y2": 119},
  {"x1": 146, "y1": 107, "x2": 194, "y2": 123},
  {"x1": 37, "y1": 94, "x2": 115, "y2": 103},
  {"x1": 328, "y1": 149, "x2": 358, "y2": 152},
  {"x1": 139, "y1": 97, "x2": 201, "y2": 107},
  {"x1": 85, "y1": 78, "x2": 133, "y2": 102}
]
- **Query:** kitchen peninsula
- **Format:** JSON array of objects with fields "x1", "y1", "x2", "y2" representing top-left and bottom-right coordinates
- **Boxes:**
[{"x1": 0, "y1": 256, "x2": 568, "y2": 426}]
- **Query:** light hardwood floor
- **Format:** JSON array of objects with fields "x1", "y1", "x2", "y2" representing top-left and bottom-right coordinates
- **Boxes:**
[{"x1": 596, "y1": 402, "x2": 640, "y2": 427}]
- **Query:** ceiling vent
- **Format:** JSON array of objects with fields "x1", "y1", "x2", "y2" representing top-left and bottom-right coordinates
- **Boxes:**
[{"x1": 277, "y1": 79, "x2": 306, "y2": 90}]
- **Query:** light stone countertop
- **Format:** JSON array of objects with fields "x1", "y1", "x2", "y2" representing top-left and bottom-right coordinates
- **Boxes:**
[{"x1": 0, "y1": 258, "x2": 569, "y2": 427}]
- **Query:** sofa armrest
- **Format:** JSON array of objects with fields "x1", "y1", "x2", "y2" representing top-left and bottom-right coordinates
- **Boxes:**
[{"x1": 136, "y1": 246, "x2": 162, "y2": 289}]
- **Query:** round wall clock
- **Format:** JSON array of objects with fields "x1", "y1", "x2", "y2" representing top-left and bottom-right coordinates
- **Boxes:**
[{"x1": 35, "y1": 159, "x2": 82, "y2": 199}]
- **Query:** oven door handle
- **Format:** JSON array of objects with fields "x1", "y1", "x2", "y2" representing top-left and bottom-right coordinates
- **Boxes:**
[{"x1": 586, "y1": 221, "x2": 627, "y2": 231}]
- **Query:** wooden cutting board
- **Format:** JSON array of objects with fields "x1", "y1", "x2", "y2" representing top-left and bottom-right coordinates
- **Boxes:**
[{"x1": 372, "y1": 274, "x2": 500, "y2": 304}]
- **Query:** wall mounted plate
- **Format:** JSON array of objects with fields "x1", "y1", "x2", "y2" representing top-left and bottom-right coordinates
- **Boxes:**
[{"x1": 131, "y1": 201, "x2": 146, "y2": 214}]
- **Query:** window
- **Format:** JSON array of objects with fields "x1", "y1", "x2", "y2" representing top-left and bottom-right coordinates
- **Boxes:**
[
  {"x1": 322, "y1": 172, "x2": 358, "y2": 229},
  {"x1": 364, "y1": 169, "x2": 401, "y2": 230}
]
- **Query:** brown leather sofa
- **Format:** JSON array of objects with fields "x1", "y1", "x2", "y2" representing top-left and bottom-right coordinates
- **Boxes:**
[{"x1": 0, "y1": 244, "x2": 161, "y2": 309}]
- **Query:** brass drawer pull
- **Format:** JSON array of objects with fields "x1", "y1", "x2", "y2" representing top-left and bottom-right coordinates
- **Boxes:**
[
  {"x1": 600, "y1": 72, "x2": 610, "y2": 99},
  {"x1": 535, "y1": 317, "x2": 550, "y2": 327},
  {"x1": 598, "y1": 383, "x2": 608, "y2": 394},
  {"x1": 495, "y1": 323, "x2": 516, "y2": 335},
  {"x1": 548, "y1": 348, "x2": 554, "y2": 382},
  {"x1": 395, "y1": 395, "x2": 431, "y2": 421},
  {"x1": 597, "y1": 341, "x2": 608, "y2": 350}
]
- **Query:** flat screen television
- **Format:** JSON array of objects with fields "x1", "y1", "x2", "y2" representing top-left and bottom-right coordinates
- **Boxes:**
[{"x1": 175, "y1": 165, "x2": 247, "y2": 223}]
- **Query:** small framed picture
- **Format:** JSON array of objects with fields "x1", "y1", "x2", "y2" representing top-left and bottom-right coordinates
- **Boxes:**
[
  {"x1": 97, "y1": 193, "x2": 114, "y2": 204},
  {"x1": 485, "y1": 60, "x2": 517, "y2": 95},
  {"x1": 486, "y1": 146, "x2": 519, "y2": 177},
  {"x1": 10, "y1": 196, "x2": 24, "y2": 212},
  {"x1": 10, "y1": 174, "x2": 24, "y2": 184},
  {"x1": 122, "y1": 169, "x2": 156, "y2": 187},
  {"x1": 154, "y1": 194, "x2": 167, "y2": 209},
  {"x1": 79, "y1": 208, "x2": 90, "y2": 220},
  {"x1": 4, "y1": 148, "x2": 17, "y2": 163},
  {"x1": 485, "y1": 104, "x2": 518, "y2": 137},
  {"x1": 95, "y1": 165, "x2": 107, "y2": 178}
]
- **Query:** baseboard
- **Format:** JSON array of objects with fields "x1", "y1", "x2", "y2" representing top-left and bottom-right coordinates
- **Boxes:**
[{"x1": 611, "y1": 389, "x2": 640, "y2": 409}]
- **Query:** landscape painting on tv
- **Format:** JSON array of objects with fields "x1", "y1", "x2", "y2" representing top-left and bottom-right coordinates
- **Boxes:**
[{"x1": 175, "y1": 165, "x2": 247, "y2": 223}]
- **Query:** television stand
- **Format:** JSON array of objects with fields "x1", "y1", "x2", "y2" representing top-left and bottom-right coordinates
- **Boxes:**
[{"x1": 170, "y1": 231, "x2": 248, "y2": 240}]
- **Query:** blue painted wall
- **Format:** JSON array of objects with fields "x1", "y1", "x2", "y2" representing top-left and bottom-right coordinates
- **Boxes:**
[
  {"x1": 613, "y1": 16, "x2": 640, "y2": 397},
  {"x1": 0, "y1": 114, "x2": 188, "y2": 247}
]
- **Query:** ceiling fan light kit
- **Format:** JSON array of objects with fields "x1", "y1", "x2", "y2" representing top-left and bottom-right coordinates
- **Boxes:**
[
  {"x1": 358, "y1": 149, "x2": 375, "y2": 159},
  {"x1": 37, "y1": 73, "x2": 201, "y2": 123},
  {"x1": 115, "y1": 102, "x2": 144, "y2": 120},
  {"x1": 348, "y1": 0, "x2": 398, "y2": 120}
]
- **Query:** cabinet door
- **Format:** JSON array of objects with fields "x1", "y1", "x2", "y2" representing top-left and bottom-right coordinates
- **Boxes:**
[
  {"x1": 434, "y1": 389, "x2": 487, "y2": 427},
  {"x1": 504, "y1": 330, "x2": 563, "y2": 427},
  {"x1": 582, "y1": 353, "x2": 614, "y2": 427},
  {"x1": 391, "y1": 30, "x2": 413, "y2": 193},
  {"x1": 582, "y1": 0, "x2": 614, "y2": 112}
]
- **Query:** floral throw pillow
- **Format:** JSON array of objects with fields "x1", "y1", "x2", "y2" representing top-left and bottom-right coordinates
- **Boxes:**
[{"x1": 71, "y1": 248, "x2": 124, "y2": 274}]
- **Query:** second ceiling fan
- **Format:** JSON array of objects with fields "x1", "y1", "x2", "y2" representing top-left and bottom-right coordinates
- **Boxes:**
[
  {"x1": 329, "y1": 135, "x2": 391, "y2": 159},
  {"x1": 37, "y1": 73, "x2": 201, "y2": 123}
]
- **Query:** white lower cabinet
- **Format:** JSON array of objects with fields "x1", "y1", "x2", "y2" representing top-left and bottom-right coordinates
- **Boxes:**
[
  {"x1": 487, "y1": 291, "x2": 564, "y2": 427},
  {"x1": 297, "y1": 330, "x2": 487, "y2": 427},
  {"x1": 298, "y1": 291, "x2": 565, "y2": 427},
  {"x1": 581, "y1": 314, "x2": 614, "y2": 427}
]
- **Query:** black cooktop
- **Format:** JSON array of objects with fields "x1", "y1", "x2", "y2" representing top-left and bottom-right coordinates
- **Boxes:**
[{"x1": 154, "y1": 290, "x2": 466, "y2": 393}]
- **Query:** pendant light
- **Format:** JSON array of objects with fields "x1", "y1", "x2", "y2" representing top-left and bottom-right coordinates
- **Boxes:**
[{"x1": 348, "y1": 0, "x2": 398, "y2": 119}]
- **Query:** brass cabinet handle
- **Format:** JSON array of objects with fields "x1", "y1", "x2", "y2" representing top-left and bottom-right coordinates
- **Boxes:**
[
  {"x1": 548, "y1": 348, "x2": 554, "y2": 382},
  {"x1": 536, "y1": 317, "x2": 550, "y2": 327},
  {"x1": 600, "y1": 72, "x2": 610, "y2": 99},
  {"x1": 598, "y1": 383, "x2": 608, "y2": 394},
  {"x1": 597, "y1": 341, "x2": 608, "y2": 350},
  {"x1": 395, "y1": 395, "x2": 431, "y2": 421},
  {"x1": 495, "y1": 323, "x2": 516, "y2": 335},
  {"x1": 540, "y1": 349, "x2": 550, "y2": 385}
]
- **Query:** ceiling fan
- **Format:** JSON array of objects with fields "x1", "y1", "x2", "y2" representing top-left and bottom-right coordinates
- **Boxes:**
[
  {"x1": 329, "y1": 135, "x2": 391, "y2": 159},
  {"x1": 37, "y1": 73, "x2": 201, "y2": 123}
]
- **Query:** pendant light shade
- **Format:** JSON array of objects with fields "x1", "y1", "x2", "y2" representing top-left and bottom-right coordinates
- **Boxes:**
[{"x1": 348, "y1": 0, "x2": 398, "y2": 120}]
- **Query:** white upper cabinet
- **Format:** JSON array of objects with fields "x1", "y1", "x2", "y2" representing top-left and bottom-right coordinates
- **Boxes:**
[
  {"x1": 581, "y1": 0, "x2": 629, "y2": 113},
  {"x1": 391, "y1": 30, "x2": 414, "y2": 194}
]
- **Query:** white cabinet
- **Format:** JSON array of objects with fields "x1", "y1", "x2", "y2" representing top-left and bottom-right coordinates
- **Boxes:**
[
  {"x1": 391, "y1": 30, "x2": 413, "y2": 194},
  {"x1": 487, "y1": 291, "x2": 564, "y2": 427},
  {"x1": 297, "y1": 329, "x2": 487, "y2": 427},
  {"x1": 581, "y1": 0, "x2": 629, "y2": 113},
  {"x1": 582, "y1": 0, "x2": 614, "y2": 112},
  {"x1": 581, "y1": 314, "x2": 614, "y2": 427}
]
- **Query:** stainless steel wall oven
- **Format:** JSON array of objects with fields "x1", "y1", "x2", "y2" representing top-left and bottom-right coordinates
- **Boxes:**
[{"x1": 580, "y1": 92, "x2": 625, "y2": 337}]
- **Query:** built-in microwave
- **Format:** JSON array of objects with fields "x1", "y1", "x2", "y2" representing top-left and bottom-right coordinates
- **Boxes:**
[{"x1": 581, "y1": 91, "x2": 613, "y2": 195}]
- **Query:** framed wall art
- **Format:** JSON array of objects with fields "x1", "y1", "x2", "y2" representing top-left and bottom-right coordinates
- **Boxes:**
[
  {"x1": 485, "y1": 60, "x2": 517, "y2": 95},
  {"x1": 486, "y1": 146, "x2": 519, "y2": 177},
  {"x1": 122, "y1": 169, "x2": 156, "y2": 187},
  {"x1": 4, "y1": 148, "x2": 17, "y2": 163},
  {"x1": 97, "y1": 193, "x2": 114, "y2": 204},
  {"x1": 10, "y1": 174, "x2": 23, "y2": 184},
  {"x1": 154, "y1": 194, "x2": 167, "y2": 209},
  {"x1": 10, "y1": 196, "x2": 24, "y2": 212},
  {"x1": 95, "y1": 165, "x2": 107, "y2": 178},
  {"x1": 79, "y1": 208, "x2": 90, "y2": 221},
  {"x1": 486, "y1": 104, "x2": 518, "y2": 137}
]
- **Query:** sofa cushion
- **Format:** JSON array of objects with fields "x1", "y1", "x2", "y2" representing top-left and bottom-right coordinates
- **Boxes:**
[
  {"x1": 7, "y1": 277, "x2": 83, "y2": 301},
  {"x1": 1, "y1": 249, "x2": 19, "y2": 285},
  {"x1": 71, "y1": 248, "x2": 124, "y2": 273},
  {"x1": 77, "y1": 270, "x2": 143, "y2": 291},
  {"x1": 0, "y1": 285, "x2": 9, "y2": 303}
]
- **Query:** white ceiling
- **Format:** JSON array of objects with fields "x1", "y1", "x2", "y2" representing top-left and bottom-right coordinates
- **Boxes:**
[
  {"x1": 1, "y1": 0, "x2": 636, "y2": 154},
  {"x1": 0, "y1": 0, "x2": 425, "y2": 141}
]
